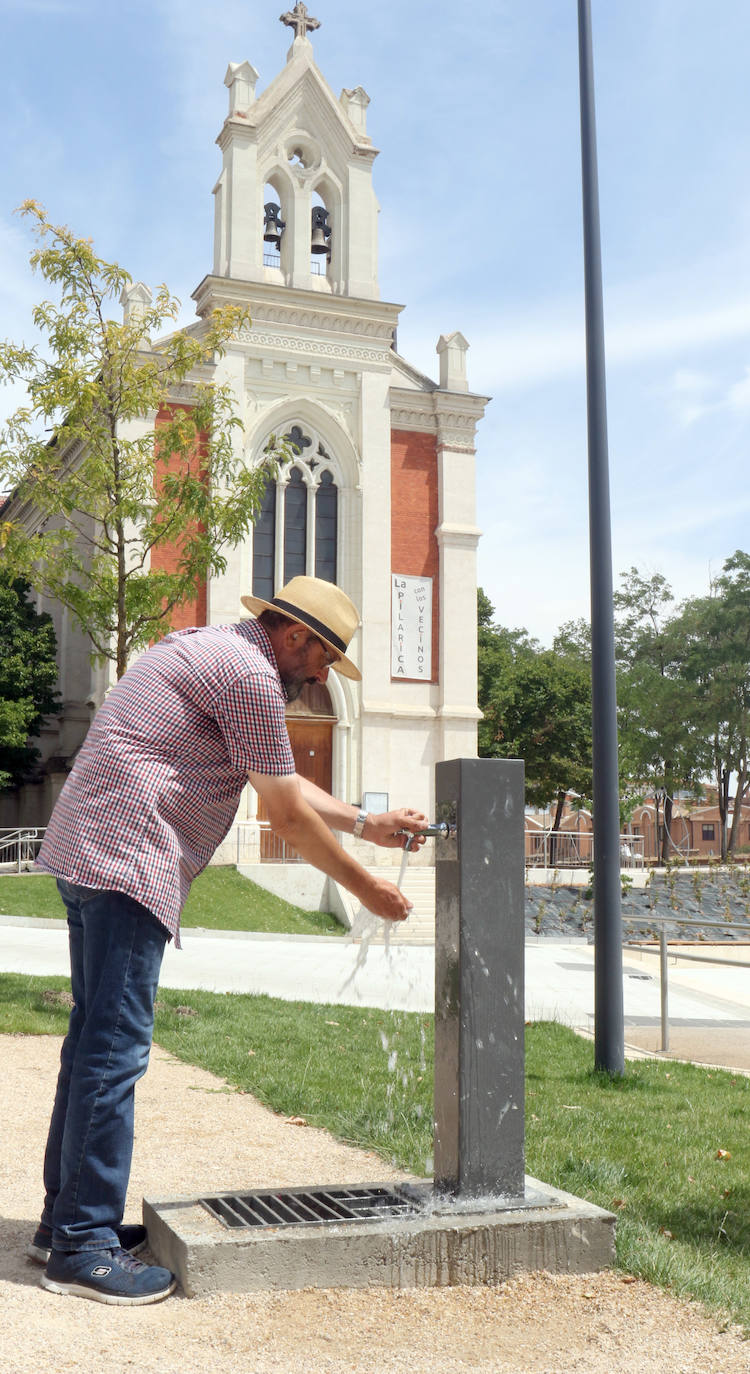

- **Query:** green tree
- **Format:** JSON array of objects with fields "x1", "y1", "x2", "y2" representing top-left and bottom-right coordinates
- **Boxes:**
[
  {"x1": 675, "y1": 551, "x2": 750, "y2": 859},
  {"x1": 477, "y1": 591, "x2": 593, "y2": 844},
  {"x1": 477, "y1": 589, "x2": 540, "y2": 758},
  {"x1": 0, "y1": 575, "x2": 60, "y2": 790},
  {"x1": 613, "y1": 568, "x2": 702, "y2": 863},
  {"x1": 0, "y1": 202, "x2": 287, "y2": 679},
  {"x1": 553, "y1": 617, "x2": 591, "y2": 662}
]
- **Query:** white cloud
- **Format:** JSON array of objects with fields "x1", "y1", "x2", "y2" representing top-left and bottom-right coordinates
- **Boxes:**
[
  {"x1": 607, "y1": 299, "x2": 750, "y2": 369},
  {"x1": 468, "y1": 294, "x2": 750, "y2": 396},
  {"x1": 661, "y1": 367, "x2": 717, "y2": 427},
  {"x1": 726, "y1": 366, "x2": 750, "y2": 414},
  {"x1": 399, "y1": 273, "x2": 750, "y2": 403},
  {"x1": 655, "y1": 361, "x2": 750, "y2": 430}
]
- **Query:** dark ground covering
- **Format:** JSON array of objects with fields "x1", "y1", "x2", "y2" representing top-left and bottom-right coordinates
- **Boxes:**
[{"x1": 525, "y1": 867, "x2": 750, "y2": 941}]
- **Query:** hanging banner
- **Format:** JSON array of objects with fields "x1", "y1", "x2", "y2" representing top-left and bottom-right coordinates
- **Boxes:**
[{"x1": 392, "y1": 574, "x2": 432, "y2": 680}]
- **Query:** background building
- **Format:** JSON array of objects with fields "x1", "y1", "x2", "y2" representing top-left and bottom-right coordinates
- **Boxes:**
[{"x1": 3, "y1": 11, "x2": 487, "y2": 866}]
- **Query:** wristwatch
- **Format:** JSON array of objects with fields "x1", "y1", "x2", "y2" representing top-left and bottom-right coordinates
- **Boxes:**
[{"x1": 352, "y1": 807, "x2": 368, "y2": 839}]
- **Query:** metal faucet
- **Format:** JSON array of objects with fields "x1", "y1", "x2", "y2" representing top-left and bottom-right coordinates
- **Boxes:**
[{"x1": 401, "y1": 821, "x2": 452, "y2": 852}]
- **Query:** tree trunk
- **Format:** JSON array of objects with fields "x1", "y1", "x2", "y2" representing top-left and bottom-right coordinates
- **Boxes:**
[
  {"x1": 660, "y1": 765, "x2": 675, "y2": 865},
  {"x1": 661, "y1": 792, "x2": 673, "y2": 866},
  {"x1": 719, "y1": 765, "x2": 730, "y2": 861},
  {"x1": 547, "y1": 789, "x2": 568, "y2": 867},
  {"x1": 115, "y1": 520, "x2": 127, "y2": 679}
]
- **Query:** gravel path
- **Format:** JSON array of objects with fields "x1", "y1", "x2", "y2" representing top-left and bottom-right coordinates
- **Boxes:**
[{"x1": 2, "y1": 1033, "x2": 748, "y2": 1374}]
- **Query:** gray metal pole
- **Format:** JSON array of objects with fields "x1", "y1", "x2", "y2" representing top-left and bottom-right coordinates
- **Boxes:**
[
  {"x1": 659, "y1": 929, "x2": 670, "y2": 1053},
  {"x1": 577, "y1": 0, "x2": 625, "y2": 1075}
]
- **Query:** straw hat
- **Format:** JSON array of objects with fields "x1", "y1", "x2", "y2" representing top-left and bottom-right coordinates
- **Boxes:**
[{"x1": 241, "y1": 576, "x2": 361, "y2": 680}]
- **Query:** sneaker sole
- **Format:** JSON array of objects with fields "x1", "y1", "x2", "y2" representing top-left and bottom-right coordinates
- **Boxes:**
[
  {"x1": 28, "y1": 1238, "x2": 148, "y2": 1266},
  {"x1": 40, "y1": 1273, "x2": 177, "y2": 1306}
]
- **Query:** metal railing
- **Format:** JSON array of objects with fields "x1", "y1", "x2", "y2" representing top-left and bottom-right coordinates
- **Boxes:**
[
  {"x1": 623, "y1": 913, "x2": 750, "y2": 1053},
  {"x1": 0, "y1": 827, "x2": 47, "y2": 872},
  {"x1": 262, "y1": 254, "x2": 324, "y2": 276},
  {"x1": 525, "y1": 829, "x2": 645, "y2": 869},
  {"x1": 235, "y1": 822, "x2": 304, "y2": 866}
]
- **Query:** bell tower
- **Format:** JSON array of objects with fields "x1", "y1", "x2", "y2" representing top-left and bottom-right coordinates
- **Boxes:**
[
  {"x1": 212, "y1": 6, "x2": 379, "y2": 299},
  {"x1": 190, "y1": 4, "x2": 487, "y2": 869}
]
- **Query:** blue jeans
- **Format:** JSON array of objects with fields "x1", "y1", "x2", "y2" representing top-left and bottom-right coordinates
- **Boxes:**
[{"x1": 40, "y1": 880, "x2": 168, "y2": 1253}]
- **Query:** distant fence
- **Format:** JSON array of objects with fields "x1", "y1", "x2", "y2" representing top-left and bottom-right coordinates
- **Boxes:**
[
  {"x1": 235, "y1": 822, "x2": 304, "y2": 865},
  {"x1": 0, "y1": 828, "x2": 47, "y2": 872},
  {"x1": 525, "y1": 829, "x2": 644, "y2": 869}
]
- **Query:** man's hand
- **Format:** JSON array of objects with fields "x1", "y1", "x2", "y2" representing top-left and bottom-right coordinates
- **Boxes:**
[
  {"x1": 361, "y1": 874, "x2": 413, "y2": 922},
  {"x1": 250, "y1": 772, "x2": 415, "y2": 921},
  {"x1": 364, "y1": 808, "x2": 428, "y2": 850}
]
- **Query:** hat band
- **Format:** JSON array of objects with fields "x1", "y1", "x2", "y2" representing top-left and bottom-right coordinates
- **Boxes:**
[{"x1": 272, "y1": 597, "x2": 348, "y2": 655}]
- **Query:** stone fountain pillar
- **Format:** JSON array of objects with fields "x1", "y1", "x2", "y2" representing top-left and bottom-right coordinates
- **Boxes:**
[{"x1": 433, "y1": 758, "x2": 526, "y2": 1201}]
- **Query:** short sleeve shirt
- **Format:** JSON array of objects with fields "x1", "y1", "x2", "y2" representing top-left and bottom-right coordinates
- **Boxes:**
[{"x1": 36, "y1": 620, "x2": 296, "y2": 942}]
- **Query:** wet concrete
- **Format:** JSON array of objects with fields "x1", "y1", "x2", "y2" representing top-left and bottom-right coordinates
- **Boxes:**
[{"x1": 144, "y1": 1178, "x2": 615, "y2": 1296}]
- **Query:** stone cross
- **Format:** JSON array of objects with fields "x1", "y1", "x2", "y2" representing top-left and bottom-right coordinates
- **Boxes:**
[{"x1": 280, "y1": 3, "x2": 320, "y2": 40}]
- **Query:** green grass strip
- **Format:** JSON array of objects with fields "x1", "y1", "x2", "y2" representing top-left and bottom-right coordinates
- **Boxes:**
[
  {"x1": 0, "y1": 867, "x2": 345, "y2": 936},
  {"x1": 3, "y1": 971, "x2": 750, "y2": 1331}
]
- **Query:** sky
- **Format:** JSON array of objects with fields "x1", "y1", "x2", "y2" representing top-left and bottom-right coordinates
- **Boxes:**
[{"x1": 2, "y1": 0, "x2": 750, "y2": 646}]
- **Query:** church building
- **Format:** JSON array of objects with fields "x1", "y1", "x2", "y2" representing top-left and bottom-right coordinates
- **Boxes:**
[{"x1": 5, "y1": 5, "x2": 488, "y2": 872}]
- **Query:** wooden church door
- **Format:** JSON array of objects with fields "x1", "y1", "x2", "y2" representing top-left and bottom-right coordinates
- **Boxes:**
[{"x1": 258, "y1": 682, "x2": 335, "y2": 859}]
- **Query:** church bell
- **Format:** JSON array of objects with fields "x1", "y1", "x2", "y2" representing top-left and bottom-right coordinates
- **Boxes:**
[
  {"x1": 263, "y1": 202, "x2": 286, "y2": 249},
  {"x1": 310, "y1": 205, "x2": 331, "y2": 256}
]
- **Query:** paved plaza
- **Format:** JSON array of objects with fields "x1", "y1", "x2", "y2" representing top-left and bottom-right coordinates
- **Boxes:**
[{"x1": 2, "y1": 913, "x2": 750, "y2": 1069}]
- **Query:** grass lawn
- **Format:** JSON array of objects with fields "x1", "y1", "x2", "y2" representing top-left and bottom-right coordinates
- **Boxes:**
[
  {"x1": 0, "y1": 866, "x2": 345, "y2": 936},
  {"x1": 3, "y1": 972, "x2": 750, "y2": 1331}
]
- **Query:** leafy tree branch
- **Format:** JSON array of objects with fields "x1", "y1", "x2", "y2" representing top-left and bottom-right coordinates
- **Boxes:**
[{"x1": 0, "y1": 202, "x2": 289, "y2": 679}]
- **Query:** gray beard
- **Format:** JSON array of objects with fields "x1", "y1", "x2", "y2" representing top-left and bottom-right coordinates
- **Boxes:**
[{"x1": 282, "y1": 675, "x2": 308, "y2": 703}]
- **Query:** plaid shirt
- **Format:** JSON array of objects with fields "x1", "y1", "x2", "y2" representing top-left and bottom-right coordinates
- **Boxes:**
[{"x1": 37, "y1": 619, "x2": 295, "y2": 944}]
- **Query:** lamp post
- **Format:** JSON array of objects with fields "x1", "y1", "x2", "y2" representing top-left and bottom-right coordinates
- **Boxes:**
[{"x1": 577, "y1": 0, "x2": 625, "y2": 1075}]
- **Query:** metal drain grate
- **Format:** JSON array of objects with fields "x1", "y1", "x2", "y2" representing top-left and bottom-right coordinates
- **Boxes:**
[{"x1": 200, "y1": 1185, "x2": 420, "y2": 1230}]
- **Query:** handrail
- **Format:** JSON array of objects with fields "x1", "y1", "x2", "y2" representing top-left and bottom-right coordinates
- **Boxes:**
[
  {"x1": 624, "y1": 914, "x2": 750, "y2": 934},
  {"x1": 0, "y1": 827, "x2": 46, "y2": 873},
  {"x1": 622, "y1": 912, "x2": 750, "y2": 1054}
]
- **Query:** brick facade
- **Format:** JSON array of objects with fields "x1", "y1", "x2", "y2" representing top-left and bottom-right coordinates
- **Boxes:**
[{"x1": 150, "y1": 403, "x2": 207, "y2": 630}]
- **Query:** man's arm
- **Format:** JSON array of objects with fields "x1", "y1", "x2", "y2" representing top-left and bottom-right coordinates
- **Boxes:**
[
  {"x1": 249, "y1": 772, "x2": 419, "y2": 922},
  {"x1": 295, "y1": 774, "x2": 427, "y2": 850}
]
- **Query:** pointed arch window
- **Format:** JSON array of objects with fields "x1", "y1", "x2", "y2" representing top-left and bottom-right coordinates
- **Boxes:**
[
  {"x1": 253, "y1": 480, "x2": 276, "y2": 603},
  {"x1": 315, "y1": 470, "x2": 337, "y2": 582},
  {"x1": 253, "y1": 425, "x2": 340, "y2": 595},
  {"x1": 284, "y1": 466, "x2": 307, "y2": 582}
]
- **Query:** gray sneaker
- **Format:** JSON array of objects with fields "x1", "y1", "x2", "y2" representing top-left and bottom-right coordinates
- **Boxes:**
[
  {"x1": 28, "y1": 1222, "x2": 148, "y2": 1265},
  {"x1": 41, "y1": 1247, "x2": 176, "y2": 1305}
]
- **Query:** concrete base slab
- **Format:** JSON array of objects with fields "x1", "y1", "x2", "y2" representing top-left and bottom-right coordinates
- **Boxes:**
[{"x1": 143, "y1": 1178, "x2": 616, "y2": 1297}]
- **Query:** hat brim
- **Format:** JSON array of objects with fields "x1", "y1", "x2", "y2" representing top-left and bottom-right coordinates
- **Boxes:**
[{"x1": 241, "y1": 593, "x2": 362, "y2": 680}]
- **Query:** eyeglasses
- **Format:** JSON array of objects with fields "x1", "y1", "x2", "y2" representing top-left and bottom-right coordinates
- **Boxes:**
[{"x1": 310, "y1": 635, "x2": 336, "y2": 668}]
